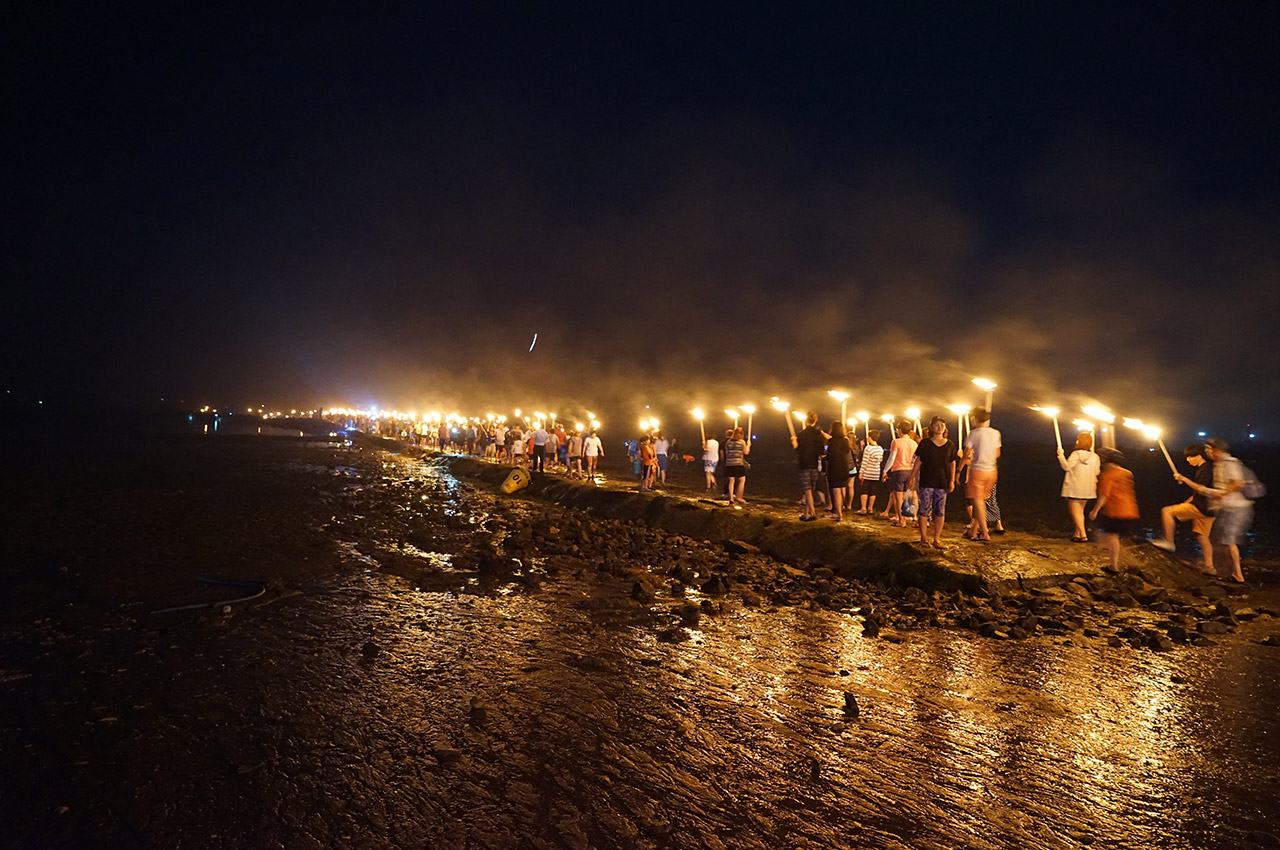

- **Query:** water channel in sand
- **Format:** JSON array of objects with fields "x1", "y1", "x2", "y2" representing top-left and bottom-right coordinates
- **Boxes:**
[{"x1": 2, "y1": 437, "x2": 1278, "y2": 848}]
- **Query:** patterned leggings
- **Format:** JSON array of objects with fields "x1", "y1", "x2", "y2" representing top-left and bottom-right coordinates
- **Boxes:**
[{"x1": 985, "y1": 483, "x2": 1002, "y2": 526}]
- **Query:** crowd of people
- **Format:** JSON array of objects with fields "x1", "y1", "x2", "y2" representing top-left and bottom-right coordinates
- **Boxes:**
[
  {"x1": 773, "y1": 408, "x2": 1260, "y2": 581},
  {"x1": 366, "y1": 407, "x2": 1262, "y2": 583}
]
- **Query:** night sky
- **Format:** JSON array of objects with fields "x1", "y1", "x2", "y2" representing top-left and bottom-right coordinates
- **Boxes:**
[{"x1": 5, "y1": 4, "x2": 1279, "y2": 437}]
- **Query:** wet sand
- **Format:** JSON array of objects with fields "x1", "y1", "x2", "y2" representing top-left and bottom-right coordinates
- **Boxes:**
[{"x1": 2, "y1": 434, "x2": 1279, "y2": 848}]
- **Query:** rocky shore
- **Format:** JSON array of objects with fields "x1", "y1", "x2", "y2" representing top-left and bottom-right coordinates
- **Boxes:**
[{"x1": 399, "y1": 444, "x2": 1279, "y2": 656}]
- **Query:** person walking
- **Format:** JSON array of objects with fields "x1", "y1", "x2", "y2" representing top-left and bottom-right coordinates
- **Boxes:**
[
  {"x1": 654, "y1": 431, "x2": 670, "y2": 486},
  {"x1": 583, "y1": 430, "x2": 604, "y2": 481},
  {"x1": 639, "y1": 436, "x2": 658, "y2": 491},
  {"x1": 1090, "y1": 447, "x2": 1139, "y2": 574},
  {"x1": 724, "y1": 427, "x2": 751, "y2": 505},
  {"x1": 792, "y1": 411, "x2": 825, "y2": 521},
  {"x1": 962, "y1": 407, "x2": 1000, "y2": 542},
  {"x1": 825, "y1": 420, "x2": 852, "y2": 520},
  {"x1": 1057, "y1": 431, "x2": 1100, "y2": 542},
  {"x1": 857, "y1": 430, "x2": 884, "y2": 515},
  {"x1": 702, "y1": 431, "x2": 720, "y2": 491},
  {"x1": 1176, "y1": 437, "x2": 1251, "y2": 583},
  {"x1": 881, "y1": 420, "x2": 918, "y2": 527},
  {"x1": 1154, "y1": 443, "x2": 1215, "y2": 571},
  {"x1": 911, "y1": 416, "x2": 956, "y2": 547}
]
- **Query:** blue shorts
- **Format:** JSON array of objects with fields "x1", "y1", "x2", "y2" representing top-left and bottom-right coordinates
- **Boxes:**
[
  {"x1": 888, "y1": 469, "x2": 912, "y2": 493},
  {"x1": 917, "y1": 487, "x2": 948, "y2": 519},
  {"x1": 657, "y1": 453, "x2": 668, "y2": 472}
]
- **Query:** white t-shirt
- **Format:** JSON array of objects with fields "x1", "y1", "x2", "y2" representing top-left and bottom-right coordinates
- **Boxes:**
[
  {"x1": 533, "y1": 428, "x2": 548, "y2": 446},
  {"x1": 584, "y1": 436, "x2": 603, "y2": 457},
  {"x1": 704, "y1": 438, "x2": 719, "y2": 463},
  {"x1": 1213, "y1": 454, "x2": 1251, "y2": 509},
  {"x1": 655, "y1": 438, "x2": 670, "y2": 455},
  {"x1": 964, "y1": 426, "x2": 1001, "y2": 471}
]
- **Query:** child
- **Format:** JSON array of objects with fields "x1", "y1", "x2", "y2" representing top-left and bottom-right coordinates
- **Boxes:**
[
  {"x1": 1090, "y1": 448, "x2": 1139, "y2": 574},
  {"x1": 857, "y1": 430, "x2": 884, "y2": 515}
]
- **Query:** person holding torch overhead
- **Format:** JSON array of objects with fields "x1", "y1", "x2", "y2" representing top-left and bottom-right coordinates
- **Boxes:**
[
  {"x1": 1058, "y1": 431, "x2": 1100, "y2": 542},
  {"x1": 793, "y1": 411, "x2": 826, "y2": 521}
]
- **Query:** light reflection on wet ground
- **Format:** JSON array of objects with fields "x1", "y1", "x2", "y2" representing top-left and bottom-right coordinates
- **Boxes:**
[
  {"x1": 3, "y1": 439, "x2": 1278, "y2": 849},
  {"x1": 298, "y1": 455, "x2": 1280, "y2": 849}
]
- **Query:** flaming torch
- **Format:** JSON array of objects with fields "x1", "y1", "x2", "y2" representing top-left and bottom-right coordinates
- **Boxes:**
[
  {"x1": 1034, "y1": 406, "x2": 1062, "y2": 451},
  {"x1": 947, "y1": 404, "x2": 970, "y2": 443},
  {"x1": 1083, "y1": 404, "x2": 1116, "y2": 449},
  {"x1": 972, "y1": 378, "x2": 997, "y2": 413},
  {"x1": 771, "y1": 398, "x2": 796, "y2": 439},
  {"x1": 740, "y1": 404, "x2": 756, "y2": 440},
  {"x1": 692, "y1": 408, "x2": 706, "y2": 443},
  {"x1": 827, "y1": 390, "x2": 849, "y2": 425},
  {"x1": 1124, "y1": 418, "x2": 1178, "y2": 473}
]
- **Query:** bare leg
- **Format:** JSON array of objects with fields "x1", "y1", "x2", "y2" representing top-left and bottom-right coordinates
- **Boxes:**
[
  {"x1": 1196, "y1": 532, "x2": 1213, "y2": 571},
  {"x1": 973, "y1": 497, "x2": 989, "y2": 539},
  {"x1": 932, "y1": 514, "x2": 945, "y2": 546},
  {"x1": 1160, "y1": 505, "x2": 1177, "y2": 543},
  {"x1": 801, "y1": 489, "x2": 816, "y2": 519},
  {"x1": 831, "y1": 487, "x2": 844, "y2": 519},
  {"x1": 1069, "y1": 500, "x2": 1087, "y2": 539},
  {"x1": 736, "y1": 477, "x2": 747, "y2": 504},
  {"x1": 1099, "y1": 532, "x2": 1121, "y2": 572},
  {"x1": 1226, "y1": 544, "x2": 1244, "y2": 582}
]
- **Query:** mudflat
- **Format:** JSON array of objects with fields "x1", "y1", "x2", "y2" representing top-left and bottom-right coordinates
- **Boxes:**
[{"x1": 2, "y1": 434, "x2": 1279, "y2": 849}]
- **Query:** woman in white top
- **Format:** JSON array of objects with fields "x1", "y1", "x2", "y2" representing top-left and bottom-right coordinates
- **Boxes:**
[{"x1": 1057, "y1": 431, "x2": 1100, "y2": 542}]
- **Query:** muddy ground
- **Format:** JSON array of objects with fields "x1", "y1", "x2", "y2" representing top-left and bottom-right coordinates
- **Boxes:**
[{"x1": 2, "y1": 434, "x2": 1279, "y2": 849}]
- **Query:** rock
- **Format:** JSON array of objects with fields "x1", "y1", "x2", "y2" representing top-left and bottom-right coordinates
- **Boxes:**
[
  {"x1": 740, "y1": 590, "x2": 763, "y2": 609},
  {"x1": 880, "y1": 633, "x2": 904, "y2": 644},
  {"x1": 1167, "y1": 625, "x2": 1190, "y2": 643},
  {"x1": 1235, "y1": 608, "x2": 1260, "y2": 621},
  {"x1": 809, "y1": 757, "x2": 821, "y2": 781},
  {"x1": 1259, "y1": 635, "x2": 1280, "y2": 647},
  {"x1": 361, "y1": 640, "x2": 380, "y2": 658},
  {"x1": 1148, "y1": 634, "x2": 1174, "y2": 652},
  {"x1": 433, "y1": 746, "x2": 462, "y2": 765},
  {"x1": 843, "y1": 692, "x2": 859, "y2": 718},
  {"x1": 1107, "y1": 635, "x2": 1123, "y2": 647},
  {"x1": 656, "y1": 626, "x2": 688, "y2": 643},
  {"x1": 724, "y1": 539, "x2": 761, "y2": 555},
  {"x1": 701, "y1": 575, "x2": 729, "y2": 595},
  {"x1": 468, "y1": 696, "x2": 487, "y2": 726},
  {"x1": 676, "y1": 603, "x2": 701, "y2": 627},
  {"x1": 861, "y1": 618, "x2": 881, "y2": 638},
  {"x1": 1190, "y1": 636, "x2": 1214, "y2": 647},
  {"x1": 1198, "y1": 621, "x2": 1231, "y2": 635},
  {"x1": 1083, "y1": 628, "x2": 1100, "y2": 638},
  {"x1": 1195, "y1": 585, "x2": 1229, "y2": 600},
  {"x1": 630, "y1": 581, "x2": 655, "y2": 603},
  {"x1": 978, "y1": 622, "x2": 1000, "y2": 638},
  {"x1": 1008, "y1": 626, "x2": 1029, "y2": 640}
]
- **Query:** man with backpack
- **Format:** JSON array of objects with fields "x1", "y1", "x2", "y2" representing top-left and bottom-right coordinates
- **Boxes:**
[{"x1": 1176, "y1": 437, "x2": 1257, "y2": 583}]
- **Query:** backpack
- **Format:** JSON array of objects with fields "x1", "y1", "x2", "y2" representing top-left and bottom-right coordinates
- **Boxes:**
[{"x1": 1241, "y1": 463, "x2": 1266, "y2": 501}]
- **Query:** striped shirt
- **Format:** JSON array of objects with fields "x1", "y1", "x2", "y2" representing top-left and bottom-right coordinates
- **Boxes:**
[
  {"x1": 859, "y1": 444, "x2": 885, "y2": 479},
  {"x1": 724, "y1": 438, "x2": 747, "y2": 466}
]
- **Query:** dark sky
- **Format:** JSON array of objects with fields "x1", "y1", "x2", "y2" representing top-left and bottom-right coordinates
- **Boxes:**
[{"x1": 5, "y1": 3, "x2": 1279, "y2": 437}]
